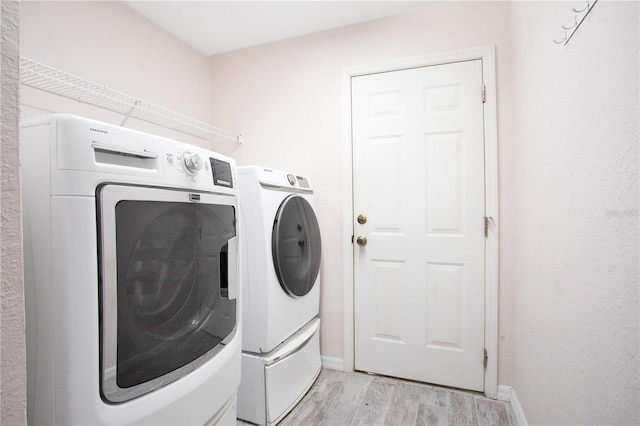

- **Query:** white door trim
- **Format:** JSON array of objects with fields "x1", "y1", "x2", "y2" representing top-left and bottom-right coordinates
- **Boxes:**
[{"x1": 341, "y1": 45, "x2": 499, "y2": 399}]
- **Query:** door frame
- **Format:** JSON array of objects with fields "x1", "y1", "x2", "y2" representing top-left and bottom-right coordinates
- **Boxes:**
[{"x1": 341, "y1": 46, "x2": 499, "y2": 399}]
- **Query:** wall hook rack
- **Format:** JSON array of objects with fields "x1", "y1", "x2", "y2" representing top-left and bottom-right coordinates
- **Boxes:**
[
  {"x1": 553, "y1": 0, "x2": 598, "y2": 46},
  {"x1": 19, "y1": 57, "x2": 243, "y2": 145}
]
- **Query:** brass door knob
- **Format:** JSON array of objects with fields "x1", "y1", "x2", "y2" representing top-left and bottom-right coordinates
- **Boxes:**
[
  {"x1": 357, "y1": 214, "x2": 367, "y2": 224},
  {"x1": 356, "y1": 236, "x2": 368, "y2": 246}
]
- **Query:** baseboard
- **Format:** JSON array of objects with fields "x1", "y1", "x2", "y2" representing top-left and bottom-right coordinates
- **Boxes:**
[
  {"x1": 497, "y1": 385, "x2": 512, "y2": 402},
  {"x1": 510, "y1": 388, "x2": 528, "y2": 426},
  {"x1": 321, "y1": 356, "x2": 344, "y2": 371}
]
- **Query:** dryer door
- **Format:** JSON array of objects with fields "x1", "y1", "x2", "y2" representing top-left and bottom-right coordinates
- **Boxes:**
[{"x1": 272, "y1": 195, "x2": 321, "y2": 297}]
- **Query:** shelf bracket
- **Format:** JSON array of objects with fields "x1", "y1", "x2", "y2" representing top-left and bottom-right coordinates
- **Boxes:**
[{"x1": 120, "y1": 100, "x2": 141, "y2": 127}]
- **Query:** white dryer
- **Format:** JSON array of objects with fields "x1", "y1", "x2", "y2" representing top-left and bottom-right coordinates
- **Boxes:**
[
  {"x1": 237, "y1": 166, "x2": 322, "y2": 426},
  {"x1": 21, "y1": 114, "x2": 241, "y2": 425}
]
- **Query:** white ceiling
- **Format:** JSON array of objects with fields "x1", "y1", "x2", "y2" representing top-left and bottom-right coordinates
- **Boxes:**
[{"x1": 124, "y1": 1, "x2": 436, "y2": 56}]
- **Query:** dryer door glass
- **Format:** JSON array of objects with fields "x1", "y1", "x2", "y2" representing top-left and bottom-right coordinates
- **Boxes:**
[
  {"x1": 98, "y1": 185, "x2": 238, "y2": 403},
  {"x1": 272, "y1": 195, "x2": 321, "y2": 297}
]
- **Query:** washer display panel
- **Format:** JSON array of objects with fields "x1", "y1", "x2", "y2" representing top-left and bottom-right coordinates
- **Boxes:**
[
  {"x1": 98, "y1": 185, "x2": 238, "y2": 403},
  {"x1": 271, "y1": 195, "x2": 321, "y2": 298}
]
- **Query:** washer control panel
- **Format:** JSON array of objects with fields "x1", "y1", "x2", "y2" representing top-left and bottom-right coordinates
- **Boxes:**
[
  {"x1": 32, "y1": 113, "x2": 237, "y2": 196},
  {"x1": 165, "y1": 149, "x2": 234, "y2": 189},
  {"x1": 181, "y1": 151, "x2": 203, "y2": 176}
]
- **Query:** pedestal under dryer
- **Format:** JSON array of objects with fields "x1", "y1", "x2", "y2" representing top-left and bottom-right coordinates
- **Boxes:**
[{"x1": 237, "y1": 166, "x2": 322, "y2": 425}]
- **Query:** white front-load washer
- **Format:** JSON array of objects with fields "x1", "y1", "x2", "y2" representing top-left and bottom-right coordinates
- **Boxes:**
[
  {"x1": 236, "y1": 166, "x2": 322, "y2": 426},
  {"x1": 21, "y1": 114, "x2": 241, "y2": 425}
]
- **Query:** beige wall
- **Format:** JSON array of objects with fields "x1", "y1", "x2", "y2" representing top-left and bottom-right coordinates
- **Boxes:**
[
  {"x1": 509, "y1": 1, "x2": 639, "y2": 424},
  {"x1": 0, "y1": 0, "x2": 25, "y2": 424},
  {"x1": 20, "y1": 0, "x2": 215, "y2": 148},
  {"x1": 208, "y1": 1, "x2": 517, "y2": 385}
]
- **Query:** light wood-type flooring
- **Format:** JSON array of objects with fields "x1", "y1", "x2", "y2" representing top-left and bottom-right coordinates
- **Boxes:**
[{"x1": 238, "y1": 368, "x2": 517, "y2": 426}]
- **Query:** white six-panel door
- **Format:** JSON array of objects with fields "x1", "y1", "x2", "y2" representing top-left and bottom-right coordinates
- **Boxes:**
[{"x1": 352, "y1": 59, "x2": 486, "y2": 391}]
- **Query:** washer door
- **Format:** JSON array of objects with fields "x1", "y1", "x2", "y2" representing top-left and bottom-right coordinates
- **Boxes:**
[
  {"x1": 98, "y1": 185, "x2": 238, "y2": 403},
  {"x1": 272, "y1": 195, "x2": 321, "y2": 297}
]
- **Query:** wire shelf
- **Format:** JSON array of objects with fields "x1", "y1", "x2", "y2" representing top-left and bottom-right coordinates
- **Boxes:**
[{"x1": 20, "y1": 57, "x2": 242, "y2": 143}]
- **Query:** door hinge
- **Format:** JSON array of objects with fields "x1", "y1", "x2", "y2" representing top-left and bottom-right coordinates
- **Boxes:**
[
  {"x1": 483, "y1": 349, "x2": 488, "y2": 369},
  {"x1": 483, "y1": 216, "x2": 494, "y2": 238},
  {"x1": 482, "y1": 83, "x2": 486, "y2": 103}
]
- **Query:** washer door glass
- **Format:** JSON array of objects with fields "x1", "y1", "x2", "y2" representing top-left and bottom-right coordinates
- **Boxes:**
[
  {"x1": 98, "y1": 185, "x2": 238, "y2": 403},
  {"x1": 271, "y1": 195, "x2": 321, "y2": 297}
]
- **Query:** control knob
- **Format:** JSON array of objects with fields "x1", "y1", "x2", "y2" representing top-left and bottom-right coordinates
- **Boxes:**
[{"x1": 182, "y1": 152, "x2": 203, "y2": 176}]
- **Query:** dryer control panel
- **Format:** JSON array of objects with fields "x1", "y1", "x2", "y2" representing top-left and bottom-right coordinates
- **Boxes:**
[{"x1": 253, "y1": 167, "x2": 313, "y2": 193}]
